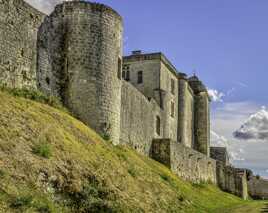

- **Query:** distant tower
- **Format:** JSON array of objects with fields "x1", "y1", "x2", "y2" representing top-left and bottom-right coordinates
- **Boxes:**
[
  {"x1": 188, "y1": 76, "x2": 211, "y2": 156},
  {"x1": 37, "y1": 1, "x2": 123, "y2": 144}
]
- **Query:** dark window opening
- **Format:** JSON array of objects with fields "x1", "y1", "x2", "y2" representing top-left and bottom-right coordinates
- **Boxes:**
[
  {"x1": 45, "y1": 77, "x2": 50, "y2": 85},
  {"x1": 126, "y1": 70, "x2": 130, "y2": 81},
  {"x1": 137, "y1": 71, "x2": 143, "y2": 84},
  {"x1": 122, "y1": 70, "x2": 126, "y2": 79},
  {"x1": 171, "y1": 79, "x2": 175, "y2": 94},
  {"x1": 171, "y1": 101, "x2": 175, "y2": 117},
  {"x1": 117, "y1": 58, "x2": 122, "y2": 80},
  {"x1": 123, "y1": 64, "x2": 130, "y2": 81},
  {"x1": 156, "y1": 116, "x2": 161, "y2": 136}
]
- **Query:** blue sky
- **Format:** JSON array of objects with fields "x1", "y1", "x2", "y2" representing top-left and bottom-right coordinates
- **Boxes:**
[{"x1": 26, "y1": 0, "x2": 268, "y2": 178}]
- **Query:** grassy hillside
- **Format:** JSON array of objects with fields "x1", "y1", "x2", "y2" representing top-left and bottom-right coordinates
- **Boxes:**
[{"x1": 0, "y1": 89, "x2": 264, "y2": 212}]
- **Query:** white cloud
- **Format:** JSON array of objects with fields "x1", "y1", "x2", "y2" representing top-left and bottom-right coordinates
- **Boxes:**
[
  {"x1": 211, "y1": 130, "x2": 228, "y2": 147},
  {"x1": 233, "y1": 106, "x2": 268, "y2": 141},
  {"x1": 25, "y1": 0, "x2": 63, "y2": 14},
  {"x1": 211, "y1": 101, "x2": 268, "y2": 177},
  {"x1": 210, "y1": 130, "x2": 244, "y2": 161},
  {"x1": 208, "y1": 89, "x2": 224, "y2": 102}
]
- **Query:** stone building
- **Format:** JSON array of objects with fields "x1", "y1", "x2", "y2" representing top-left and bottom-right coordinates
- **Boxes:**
[
  {"x1": 0, "y1": 0, "x2": 255, "y2": 200},
  {"x1": 121, "y1": 51, "x2": 210, "y2": 157}
]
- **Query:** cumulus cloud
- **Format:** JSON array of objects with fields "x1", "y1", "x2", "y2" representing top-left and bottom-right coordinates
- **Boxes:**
[
  {"x1": 24, "y1": 0, "x2": 64, "y2": 14},
  {"x1": 211, "y1": 130, "x2": 228, "y2": 147},
  {"x1": 208, "y1": 89, "x2": 224, "y2": 102},
  {"x1": 233, "y1": 106, "x2": 268, "y2": 141},
  {"x1": 210, "y1": 130, "x2": 245, "y2": 161}
]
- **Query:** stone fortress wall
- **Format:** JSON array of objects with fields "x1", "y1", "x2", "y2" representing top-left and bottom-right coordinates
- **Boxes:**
[
  {"x1": 151, "y1": 139, "x2": 217, "y2": 184},
  {"x1": 248, "y1": 176, "x2": 268, "y2": 199},
  {"x1": 0, "y1": 0, "x2": 45, "y2": 89},
  {"x1": 120, "y1": 81, "x2": 163, "y2": 155},
  {"x1": 1, "y1": 0, "x2": 266, "y2": 200}
]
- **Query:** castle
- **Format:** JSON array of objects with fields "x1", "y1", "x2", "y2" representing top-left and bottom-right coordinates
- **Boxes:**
[{"x1": 1, "y1": 0, "x2": 267, "y2": 200}]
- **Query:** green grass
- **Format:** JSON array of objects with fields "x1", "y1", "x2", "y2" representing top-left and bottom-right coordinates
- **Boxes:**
[
  {"x1": 32, "y1": 143, "x2": 52, "y2": 159},
  {"x1": 0, "y1": 89, "x2": 265, "y2": 212},
  {"x1": 0, "y1": 85, "x2": 67, "y2": 112}
]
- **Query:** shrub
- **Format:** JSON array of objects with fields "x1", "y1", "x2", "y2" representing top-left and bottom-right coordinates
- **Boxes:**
[
  {"x1": 128, "y1": 167, "x2": 137, "y2": 177},
  {"x1": 67, "y1": 178, "x2": 118, "y2": 212},
  {"x1": 32, "y1": 143, "x2": 52, "y2": 159},
  {"x1": 37, "y1": 205, "x2": 52, "y2": 213},
  {"x1": 101, "y1": 132, "x2": 111, "y2": 142},
  {"x1": 191, "y1": 181, "x2": 207, "y2": 188},
  {"x1": 160, "y1": 174, "x2": 169, "y2": 182},
  {"x1": 0, "y1": 169, "x2": 5, "y2": 178},
  {"x1": 10, "y1": 195, "x2": 33, "y2": 209}
]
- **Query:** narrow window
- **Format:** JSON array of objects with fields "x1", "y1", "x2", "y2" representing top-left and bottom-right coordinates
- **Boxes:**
[
  {"x1": 45, "y1": 77, "x2": 50, "y2": 85},
  {"x1": 137, "y1": 71, "x2": 143, "y2": 84},
  {"x1": 171, "y1": 79, "x2": 175, "y2": 95},
  {"x1": 117, "y1": 58, "x2": 122, "y2": 80},
  {"x1": 171, "y1": 101, "x2": 175, "y2": 117},
  {"x1": 126, "y1": 70, "x2": 130, "y2": 81},
  {"x1": 122, "y1": 70, "x2": 126, "y2": 79},
  {"x1": 156, "y1": 116, "x2": 161, "y2": 136}
]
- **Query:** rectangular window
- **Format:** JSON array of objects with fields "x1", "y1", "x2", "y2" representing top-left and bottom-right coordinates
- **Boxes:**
[
  {"x1": 156, "y1": 116, "x2": 161, "y2": 136},
  {"x1": 126, "y1": 70, "x2": 130, "y2": 81},
  {"x1": 171, "y1": 79, "x2": 175, "y2": 94},
  {"x1": 171, "y1": 101, "x2": 175, "y2": 117},
  {"x1": 137, "y1": 71, "x2": 143, "y2": 84},
  {"x1": 117, "y1": 58, "x2": 122, "y2": 80},
  {"x1": 123, "y1": 65, "x2": 130, "y2": 81}
]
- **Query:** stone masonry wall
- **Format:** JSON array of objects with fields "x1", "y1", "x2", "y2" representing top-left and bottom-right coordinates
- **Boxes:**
[
  {"x1": 248, "y1": 177, "x2": 268, "y2": 199},
  {"x1": 210, "y1": 147, "x2": 230, "y2": 166},
  {"x1": 123, "y1": 58, "x2": 160, "y2": 100},
  {"x1": 0, "y1": 0, "x2": 45, "y2": 88},
  {"x1": 151, "y1": 139, "x2": 217, "y2": 184},
  {"x1": 216, "y1": 162, "x2": 248, "y2": 200},
  {"x1": 120, "y1": 81, "x2": 163, "y2": 155},
  {"x1": 37, "y1": 1, "x2": 123, "y2": 144},
  {"x1": 160, "y1": 61, "x2": 178, "y2": 141}
]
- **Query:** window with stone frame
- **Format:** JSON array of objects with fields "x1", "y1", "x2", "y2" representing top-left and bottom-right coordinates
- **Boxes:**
[
  {"x1": 171, "y1": 78, "x2": 175, "y2": 94},
  {"x1": 123, "y1": 64, "x2": 130, "y2": 81},
  {"x1": 156, "y1": 116, "x2": 161, "y2": 136},
  {"x1": 137, "y1": 71, "x2": 143, "y2": 84},
  {"x1": 171, "y1": 101, "x2": 175, "y2": 117}
]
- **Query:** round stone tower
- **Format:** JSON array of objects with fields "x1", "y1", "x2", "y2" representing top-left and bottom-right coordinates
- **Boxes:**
[
  {"x1": 188, "y1": 76, "x2": 211, "y2": 156},
  {"x1": 37, "y1": 1, "x2": 123, "y2": 144},
  {"x1": 177, "y1": 73, "x2": 188, "y2": 145}
]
